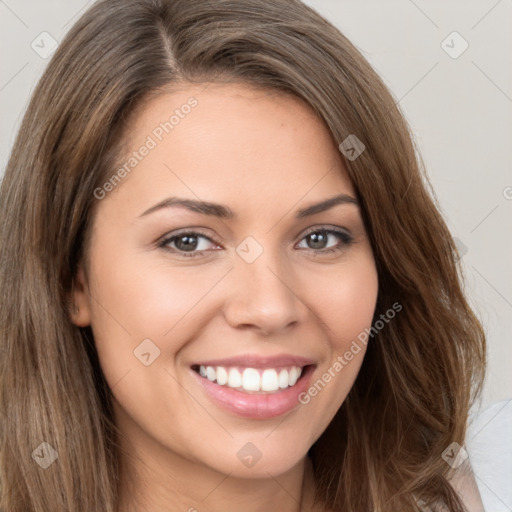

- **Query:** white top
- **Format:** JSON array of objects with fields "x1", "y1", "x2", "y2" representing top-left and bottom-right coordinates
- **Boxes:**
[{"x1": 466, "y1": 399, "x2": 512, "y2": 511}]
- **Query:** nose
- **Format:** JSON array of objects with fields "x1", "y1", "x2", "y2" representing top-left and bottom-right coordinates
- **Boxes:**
[{"x1": 222, "y1": 246, "x2": 307, "y2": 337}]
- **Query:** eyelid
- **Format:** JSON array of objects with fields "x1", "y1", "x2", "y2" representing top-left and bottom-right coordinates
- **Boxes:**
[
  {"x1": 156, "y1": 227, "x2": 220, "y2": 250},
  {"x1": 157, "y1": 224, "x2": 351, "y2": 245},
  {"x1": 300, "y1": 224, "x2": 350, "y2": 237},
  {"x1": 157, "y1": 224, "x2": 354, "y2": 260}
]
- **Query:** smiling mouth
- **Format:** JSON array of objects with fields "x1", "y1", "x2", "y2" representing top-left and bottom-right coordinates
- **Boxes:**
[{"x1": 191, "y1": 364, "x2": 312, "y2": 394}]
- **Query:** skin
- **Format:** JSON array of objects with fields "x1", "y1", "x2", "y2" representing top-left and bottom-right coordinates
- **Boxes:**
[{"x1": 71, "y1": 82, "x2": 379, "y2": 512}]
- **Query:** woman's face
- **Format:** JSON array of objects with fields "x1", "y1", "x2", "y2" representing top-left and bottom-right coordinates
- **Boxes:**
[{"x1": 72, "y1": 82, "x2": 378, "y2": 480}]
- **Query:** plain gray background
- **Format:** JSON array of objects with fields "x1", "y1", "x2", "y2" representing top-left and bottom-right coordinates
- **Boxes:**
[{"x1": 1, "y1": 0, "x2": 511, "y2": 409}]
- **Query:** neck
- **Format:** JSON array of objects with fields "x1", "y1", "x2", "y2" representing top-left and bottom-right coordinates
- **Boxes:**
[
  {"x1": 117, "y1": 449, "x2": 317, "y2": 512},
  {"x1": 114, "y1": 412, "x2": 319, "y2": 512}
]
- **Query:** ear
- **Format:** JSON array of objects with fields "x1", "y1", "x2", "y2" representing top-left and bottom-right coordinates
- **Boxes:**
[{"x1": 69, "y1": 264, "x2": 92, "y2": 327}]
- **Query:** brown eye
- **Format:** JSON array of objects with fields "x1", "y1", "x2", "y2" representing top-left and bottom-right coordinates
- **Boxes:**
[
  {"x1": 297, "y1": 227, "x2": 353, "y2": 254},
  {"x1": 159, "y1": 231, "x2": 219, "y2": 258}
]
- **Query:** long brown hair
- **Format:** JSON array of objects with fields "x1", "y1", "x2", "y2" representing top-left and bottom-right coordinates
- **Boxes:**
[{"x1": 0, "y1": 0, "x2": 486, "y2": 510}]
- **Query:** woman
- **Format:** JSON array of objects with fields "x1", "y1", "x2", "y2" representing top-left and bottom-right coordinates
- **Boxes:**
[{"x1": 0, "y1": 0, "x2": 486, "y2": 510}]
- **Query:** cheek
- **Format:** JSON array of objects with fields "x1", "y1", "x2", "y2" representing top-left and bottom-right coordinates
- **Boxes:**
[
  {"x1": 308, "y1": 256, "x2": 379, "y2": 351},
  {"x1": 86, "y1": 245, "x2": 231, "y2": 377},
  {"x1": 297, "y1": 254, "x2": 378, "y2": 413},
  {"x1": 89, "y1": 237, "x2": 378, "y2": 371},
  {"x1": 89, "y1": 245, "x2": 219, "y2": 334}
]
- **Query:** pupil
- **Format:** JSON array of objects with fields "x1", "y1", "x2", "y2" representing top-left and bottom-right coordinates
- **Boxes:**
[
  {"x1": 176, "y1": 235, "x2": 198, "y2": 251},
  {"x1": 174, "y1": 232, "x2": 329, "y2": 252},
  {"x1": 309, "y1": 231, "x2": 327, "y2": 249}
]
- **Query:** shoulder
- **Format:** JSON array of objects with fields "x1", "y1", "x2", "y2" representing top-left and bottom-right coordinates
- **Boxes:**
[{"x1": 447, "y1": 457, "x2": 485, "y2": 512}]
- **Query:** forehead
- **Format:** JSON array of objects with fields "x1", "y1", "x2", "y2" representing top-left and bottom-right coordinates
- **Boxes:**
[{"x1": 103, "y1": 82, "x2": 355, "y2": 220}]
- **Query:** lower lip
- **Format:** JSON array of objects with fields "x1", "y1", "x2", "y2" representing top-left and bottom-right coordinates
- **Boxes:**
[{"x1": 191, "y1": 365, "x2": 315, "y2": 419}]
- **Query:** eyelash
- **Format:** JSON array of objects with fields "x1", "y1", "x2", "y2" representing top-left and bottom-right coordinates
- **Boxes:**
[{"x1": 157, "y1": 226, "x2": 354, "y2": 259}]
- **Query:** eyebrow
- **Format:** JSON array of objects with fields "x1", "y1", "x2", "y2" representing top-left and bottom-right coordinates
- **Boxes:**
[{"x1": 139, "y1": 193, "x2": 359, "y2": 219}]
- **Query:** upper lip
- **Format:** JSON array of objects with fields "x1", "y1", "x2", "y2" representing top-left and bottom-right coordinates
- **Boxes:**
[{"x1": 192, "y1": 354, "x2": 316, "y2": 369}]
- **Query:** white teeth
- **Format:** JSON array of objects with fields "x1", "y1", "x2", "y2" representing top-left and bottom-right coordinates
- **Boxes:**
[
  {"x1": 242, "y1": 368, "x2": 260, "y2": 391},
  {"x1": 261, "y1": 369, "x2": 279, "y2": 391},
  {"x1": 278, "y1": 369, "x2": 289, "y2": 389},
  {"x1": 289, "y1": 366, "x2": 300, "y2": 386},
  {"x1": 228, "y1": 368, "x2": 242, "y2": 388},
  {"x1": 197, "y1": 364, "x2": 304, "y2": 392},
  {"x1": 216, "y1": 366, "x2": 228, "y2": 386},
  {"x1": 206, "y1": 366, "x2": 216, "y2": 382}
]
